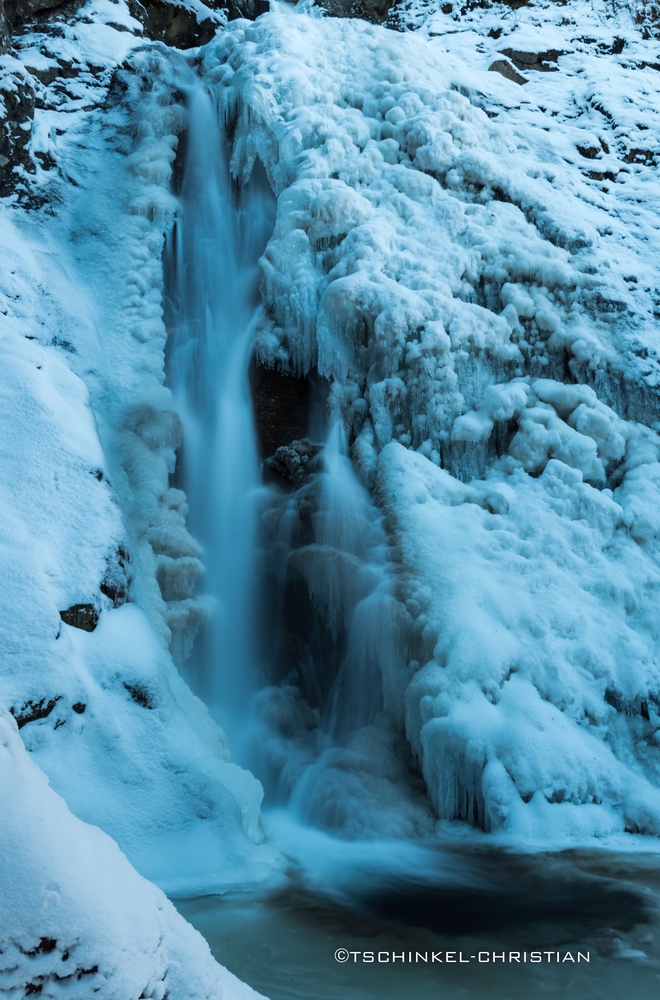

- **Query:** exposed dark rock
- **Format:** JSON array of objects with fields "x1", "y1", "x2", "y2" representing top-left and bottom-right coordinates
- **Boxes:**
[
  {"x1": 0, "y1": 62, "x2": 35, "y2": 196},
  {"x1": 10, "y1": 696, "x2": 62, "y2": 729},
  {"x1": 264, "y1": 439, "x2": 324, "y2": 490},
  {"x1": 500, "y1": 48, "x2": 562, "y2": 73},
  {"x1": 72, "y1": 702, "x2": 86, "y2": 714},
  {"x1": 577, "y1": 144, "x2": 600, "y2": 159},
  {"x1": 634, "y1": 1, "x2": 660, "y2": 39},
  {"x1": 59, "y1": 604, "x2": 99, "y2": 632},
  {"x1": 100, "y1": 546, "x2": 131, "y2": 607},
  {"x1": 0, "y1": 0, "x2": 11, "y2": 52},
  {"x1": 316, "y1": 0, "x2": 394, "y2": 24},
  {"x1": 127, "y1": 0, "x2": 218, "y2": 48},
  {"x1": 252, "y1": 365, "x2": 321, "y2": 460},
  {"x1": 126, "y1": 0, "x2": 267, "y2": 48},
  {"x1": 123, "y1": 682, "x2": 154, "y2": 709},
  {"x1": 488, "y1": 59, "x2": 527, "y2": 85},
  {"x1": 4, "y1": 0, "x2": 88, "y2": 31}
]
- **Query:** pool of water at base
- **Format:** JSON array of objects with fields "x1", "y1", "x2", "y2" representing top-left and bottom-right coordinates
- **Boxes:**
[{"x1": 175, "y1": 848, "x2": 660, "y2": 1000}]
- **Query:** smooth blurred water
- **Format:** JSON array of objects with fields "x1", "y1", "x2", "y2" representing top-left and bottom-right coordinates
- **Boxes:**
[
  {"x1": 165, "y1": 73, "x2": 274, "y2": 741},
  {"x1": 176, "y1": 848, "x2": 660, "y2": 1000}
]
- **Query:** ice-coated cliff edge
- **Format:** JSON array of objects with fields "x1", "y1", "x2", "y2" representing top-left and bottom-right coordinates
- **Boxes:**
[{"x1": 202, "y1": 0, "x2": 660, "y2": 840}]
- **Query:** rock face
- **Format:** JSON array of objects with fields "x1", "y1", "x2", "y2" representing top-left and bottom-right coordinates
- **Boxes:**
[
  {"x1": 252, "y1": 365, "x2": 319, "y2": 460},
  {"x1": 634, "y1": 1, "x2": 660, "y2": 37},
  {"x1": 488, "y1": 58, "x2": 527, "y2": 84},
  {"x1": 264, "y1": 439, "x2": 324, "y2": 490},
  {"x1": 318, "y1": 0, "x2": 394, "y2": 23},
  {"x1": 0, "y1": 61, "x2": 35, "y2": 195},
  {"x1": 0, "y1": 0, "x2": 11, "y2": 52},
  {"x1": 500, "y1": 47, "x2": 561, "y2": 72}
]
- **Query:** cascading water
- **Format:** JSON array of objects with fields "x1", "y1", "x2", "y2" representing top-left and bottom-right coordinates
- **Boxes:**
[
  {"x1": 165, "y1": 61, "x2": 433, "y2": 868},
  {"x1": 165, "y1": 68, "x2": 275, "y2": 741}
]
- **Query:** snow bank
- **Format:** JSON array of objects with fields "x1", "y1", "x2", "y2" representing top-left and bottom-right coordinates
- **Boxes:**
[
  {"x1": 198, "y1": 3, "x2": 660, "y2": 843},
  {"x1": 0, "y1": 709, "x2": 265, "y2": 999},
  {"x1": 0, "y1": 1, "x2": 283, "y2": 895}
]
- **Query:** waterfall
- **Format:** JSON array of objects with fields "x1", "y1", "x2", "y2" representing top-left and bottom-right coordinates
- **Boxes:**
[
  {"x1": 165, "y1": 65, "x2": 424, "y2": 849},
  {"x1": 165, "y1": 71, "x2": 274, "y2": 741}
]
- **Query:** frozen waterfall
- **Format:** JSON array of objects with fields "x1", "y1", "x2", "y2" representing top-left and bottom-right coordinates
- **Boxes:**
[{"x1": 165, "y1": 67, "x2": 422, "y2": 848}]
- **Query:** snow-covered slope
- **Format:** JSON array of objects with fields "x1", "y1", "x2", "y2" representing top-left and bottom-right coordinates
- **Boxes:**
[
  {"x1": 201, "y1": 0, "x2": 660, "y2": 842},
  {"x1": 0, "y1": 708, "x2": 266, "y2": 999},
  {"x1": 0, "y1": 0, "x2": 283, "y2": 896}
]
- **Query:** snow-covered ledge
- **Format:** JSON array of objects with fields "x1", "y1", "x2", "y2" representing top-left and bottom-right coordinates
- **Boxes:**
[{"x1": 0, "y1": 708, "x2": 266, "y2": 999}]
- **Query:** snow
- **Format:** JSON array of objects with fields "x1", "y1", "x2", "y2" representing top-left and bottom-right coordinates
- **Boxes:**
[
  {"x1": 0, "y1": 0, "x2": 284, "y2": 899},
  {"x1": 0, "y1": 707, "x2": 266, "y2": 1000},
  {"x1": 3, "y1": 6, "x2": 660, "y2": 995},
  {"x1": 198, "y1": 1, "x2": 660, "y2": 843}
]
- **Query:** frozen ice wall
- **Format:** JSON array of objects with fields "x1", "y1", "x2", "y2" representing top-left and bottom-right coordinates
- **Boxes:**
[
  {"x1": 0, "y1": 9, "x2": 284, "y2": 898},
  {"x1": 198, "y1": 2, "x2": 660, "y2": 843}
]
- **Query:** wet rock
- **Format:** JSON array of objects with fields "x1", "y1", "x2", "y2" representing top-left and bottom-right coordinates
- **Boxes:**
[
  {"x1": 488, "y1": 59, "x2": 527, "y2": 85},
  {"x1": 252, "y1": 365, "x2": 318, "y2": 460},
  {"x1": 10, "y1": 696, "x2": 62, "y2": 729},
  {"x1": 59, "y1": 604, "x2": 99, "y2": 632},
  {"x1": 264, "y1": 439, "x2": 324, "y2": 490}
]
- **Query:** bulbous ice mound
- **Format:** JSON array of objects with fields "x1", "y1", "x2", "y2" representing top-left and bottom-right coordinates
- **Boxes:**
[
  {"x1": 199, "y1": 4, "x2": 660, "y2": 844},
  {"x1": 0, "y1": 709, "x2": 265, "y2": 1000}
]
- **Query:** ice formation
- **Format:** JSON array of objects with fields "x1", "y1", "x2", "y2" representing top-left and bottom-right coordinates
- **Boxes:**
[
  {"x1": 4, "y1": 0, "x2": 660, "y2": 992},
  {"x1": 197, "y1": 0, "x2": 660, "y2": 842},
  {"x1": 0, "y1": 0, "x2": 284, "y2": 905}
]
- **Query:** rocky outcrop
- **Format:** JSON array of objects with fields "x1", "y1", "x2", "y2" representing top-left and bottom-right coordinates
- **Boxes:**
[
  {"x1": 0, "y1": 60, "x2": 35, "y2": 195},
  {"x1": 500, "y1": 47, "x2": 561, "y2": 72},
  {"x1": 252, "y1": 366, "x2": 319, "y2": 460},
  {"x1": 488, "y1": 58, "x2": 527, "y2": 84},
  {"x1": 318, "y1": 0, "x2": 394, "y2": 23},
  {"x1": 264, "y1": 439, "x2": 324, "y2": 490}
]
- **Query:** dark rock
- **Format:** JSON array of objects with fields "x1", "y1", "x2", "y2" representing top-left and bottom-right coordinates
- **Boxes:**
[
  {"x1": 500, "y1": 48, "x2": 562, "y2": 73},
  {"x1": 0, "y1": 0, "x2": 11, "y2": 52},
  {"x1": 123, "y1": 682, "x2": 154, "y2": 709},
  {"x1": 100, "y1": 546, "x2": 131, "y2": 607},
  {"x1": 127, "y1": 0, "x2": 218, "y2": 48},
  {"x1": 488, "y1": 59, "x2": 527, "y2": 85},
  {"x1": 264, "y1": 439, "x2": 324, "y2": 490},
  {"x1": 126, "y1": 0, "x2": 267, "y2": 48},
  {"x1": 59, "y1": 604, "x2": 99, "y2": 632},
  {"x1": 576, "y1": 144, "x2": 599, "y2": 159},
  {"x1": 316, "y1": 0, "x2": 394, "y2": 24},
  {"x1": 252, "y1": 365, "x2": 321, "y2": 460},
  {"x1": 634, "y1": 2, "x2": 660, "y2": 39},
  {"x1": 4, "y1": 0, "x2": 88, "y2": 30},
  {"x1": 0, "y1": 63, "x2": 35, "y2": 196},
  {"x1": 72, "y1": 702, "x2": 86, "y2": 714},
  {"x1": 10, "y1": 696, "x2": 62, "y2": 729}
]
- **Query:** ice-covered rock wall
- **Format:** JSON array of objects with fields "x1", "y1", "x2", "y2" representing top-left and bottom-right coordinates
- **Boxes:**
[
  {"x1": 201, "y1": 1, "x2": 660, "y2": 843},
  {"x1": 0, "y1": 0, "x2": 283, "y2": 904}
]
